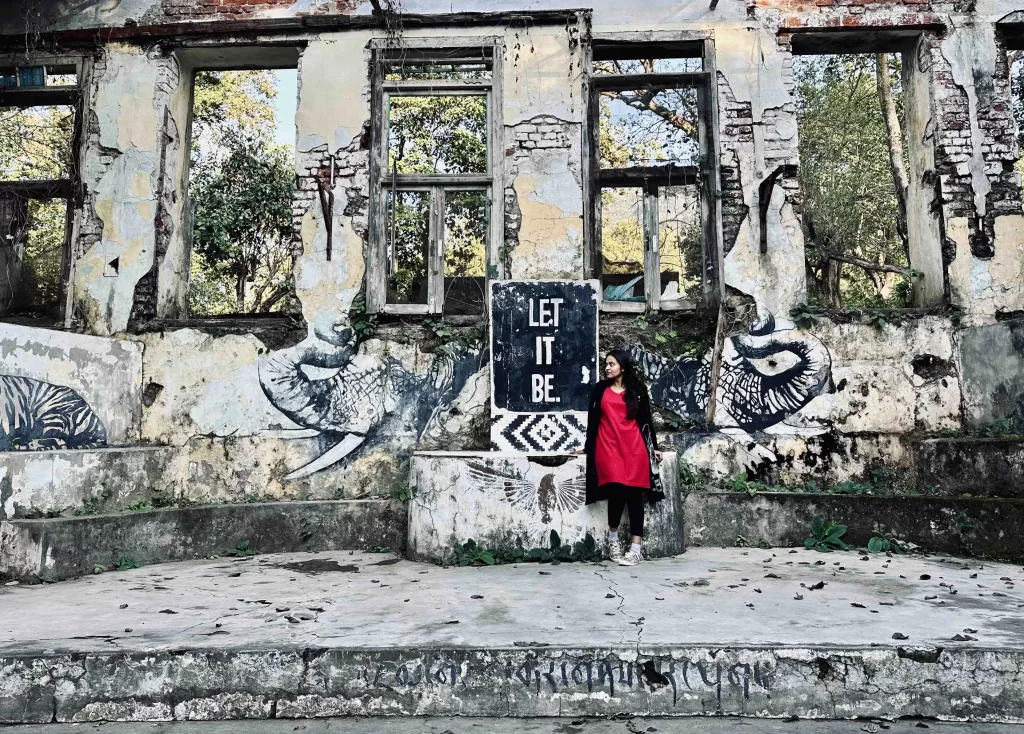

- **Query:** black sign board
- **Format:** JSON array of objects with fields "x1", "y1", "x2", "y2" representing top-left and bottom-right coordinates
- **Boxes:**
[{"x1": 490, "y1": 280, "x2": 599, "y2": 413}]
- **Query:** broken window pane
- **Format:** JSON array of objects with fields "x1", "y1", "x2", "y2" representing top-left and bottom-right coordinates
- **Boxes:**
[
  {"x1": 387, "y1": 94, "x2": 488, "y2": 175},
  {"x1": 0, "y1": 105, "x2": 75, "y2": 181},
  {"x1": 0, "y1": 197, "x2": 66, "y2": 316},
  {"x1": 443, "y1": 189, "x2": 488, "y2": 315},
  {"x1": 601, "y1": 187, "x2": 646, "y2": 302},
  {"x1": 594, "y1": 58, "x2": 703, "y2": 75},
  {"x1": 599, "y1": 86, "x2": 699, "y2": 168},
  {"x1": 385, "y1": 62, "x2": 490, "y2": 82},
  {"x1": 386, "y1": 189, "x2": 431, "y2": 305},
  {"x1": 795, "y1": 53, "x2": 911, "y2": 307},
  {"x1": 658, "y1": 185, "x2": 703, "y2": 302}
]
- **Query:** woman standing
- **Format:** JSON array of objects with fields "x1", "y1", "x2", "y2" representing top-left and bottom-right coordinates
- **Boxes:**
[{"x1": 584, "y1": 349, "x2": 664, "y2": 566}]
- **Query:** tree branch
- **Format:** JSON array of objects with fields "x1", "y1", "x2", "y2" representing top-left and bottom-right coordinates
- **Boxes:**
[
  {"x1": 600, "y1": 89, "x2": 697, "y2": 137},
  {"x1": 818, "y1": 247, "x2": 913, "y2": 275}
]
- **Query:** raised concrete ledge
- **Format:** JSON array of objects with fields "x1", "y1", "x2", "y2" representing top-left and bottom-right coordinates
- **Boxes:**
[
  {"x1": 2, "y1": 645, "x2": 1023, "y2": 723},
  {"x1": 0, "y1": 499, "x2": 405, "y2": 582},
  {"x1": 2, "y1": 548, "x2": 1023, "y2": 723},
  {"x1": 407, "y1": 451, "x2": 683, "y2": 561},
  {"x1": 684, "y1": 491, "x2": 1024, "y2": 561}
]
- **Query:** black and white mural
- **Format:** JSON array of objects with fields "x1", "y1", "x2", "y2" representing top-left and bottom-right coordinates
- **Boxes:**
[
  {"x1": 0, "y1": 374, "x2": 107, "y2": 451},
  {"x1": 629, "y1": 313, "x2": 832, "y2": 435},
  {"x1": 490, "y1": 280, "x2": 599, "y2": 452},
  {"x1": 464, "y1": 460, "x2": 587, "y2": 531},
  {"x1": 258, "y1": 327, "x2": 486, "y2": 479}
]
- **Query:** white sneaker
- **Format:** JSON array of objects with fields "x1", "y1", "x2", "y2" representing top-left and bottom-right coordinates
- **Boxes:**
[
  {"x1": 607, "y1": 541, "x2": 624, "y2": 563},
  {"x1": 617, "y1": 548, "x2": 643, "y2": 566}
]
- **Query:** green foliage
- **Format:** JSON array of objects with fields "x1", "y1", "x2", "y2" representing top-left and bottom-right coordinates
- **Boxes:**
[
  {"x1": 92, "y1": 564, "x2": 106, "y2": 575},
  {"x1": 867, "y1": 525, "x2": 913, "y2": 554},
  {"x1": 571, "y1": 533, "x2": 604, "y2": 562},
  {"x1": 527, "y1": 530, "x2": 575, "y2": 565},
  {"x1": 453, "y1": 539, "x2": 496, "y2": 567},
  {"x1": 349, "y1": 294, "x2": 378, "y2": 343},
  {"x1": 390, "y1": 485, "x2": 415, "y2": 502},
  {"x1": 0, "y1": 104, "x2": 74, "y2": 180},
  {"x1": 365, "y1": 545, "x2": 392, "y2": 553},
  {"x1": 804, "y1": 515, "x2": 851, "y2": 552},
  {"x1": 191, "y1": 70, "x2": 278, "y2": 150},
  {"x1": 979, "y1": 418, "x2": 1017, "y2": 438},
  {"x1": 227, "y1": 539, "x2": 258, "y2": 557},
  {"x1": 795, "y1": 54, "x2": 911, "y2": 308},
  {"x1": 0, "y1": 102, "x2": 74, "y2": 314},
  {"x1": 189, "y1": 130, "x2": 295, "y2": 315},
  {"x1": 113, "y1": 555, "x2": 142, "y2": 571},
  {"x1": 789, "y1": 303, "x2": 819, "y2": 329},
  {"x1": 448, "y1": 532, "x2": 604, "y2": 567},
  {"x1": 127, "y1": 501, "x2": 154, "y2": 512}
]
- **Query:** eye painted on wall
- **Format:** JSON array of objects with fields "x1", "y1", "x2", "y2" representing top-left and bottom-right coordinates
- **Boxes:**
[{"x1": 746, "y1": 350, "x2": 800, "y2": 377}]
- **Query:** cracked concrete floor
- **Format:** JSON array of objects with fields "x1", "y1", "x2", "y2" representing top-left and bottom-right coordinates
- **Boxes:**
[
  {"x1": 2, "y1": 547, "x2": 1024, "y2": 656},
  {"x1": 3, "y1": 717, "x2": 1024, "y2": 732}
]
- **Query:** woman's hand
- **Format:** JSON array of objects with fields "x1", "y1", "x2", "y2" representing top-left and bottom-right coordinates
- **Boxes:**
[
  {"x1": 571, "y1": 450, "x2": 586, "y2": 456},
  {"x1": 654, "y1": 450, "x2": 664, "y2": 463}
]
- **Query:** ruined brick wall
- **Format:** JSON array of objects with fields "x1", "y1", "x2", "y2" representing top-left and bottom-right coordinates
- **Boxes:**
[
  {"x1": 717, "y1": 77, "x2": 753, "y2": 256},
  {"x1": 504, "y1": 115, "x2": 575, "y2": 272}
]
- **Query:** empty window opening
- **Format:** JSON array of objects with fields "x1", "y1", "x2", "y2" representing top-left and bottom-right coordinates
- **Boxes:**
[
  {"x1": 795, "y1": 53, "x2": 914, "y2": 308},
  {"x1": 371, "y1": 47, "x2": 497, "y2": 316},
  {"x1": 187, "y1": 68, "x2": 298, "y2": 317},
  {"x1": 0, "y1": 94, "x2": 76, "y2": 321},
  {"x1": 590, "y1": 42, "x2": 714, "y2": 311}
]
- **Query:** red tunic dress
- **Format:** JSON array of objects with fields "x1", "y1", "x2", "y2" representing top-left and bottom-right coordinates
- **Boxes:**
[{"x1": 594, "y1": 388, "x2": 651, "y2": 489}]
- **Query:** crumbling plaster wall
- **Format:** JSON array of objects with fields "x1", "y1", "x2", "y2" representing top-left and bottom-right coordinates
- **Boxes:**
[
  {"x1": 5, "y1": 0, "x2": 1024, "y2": 509},
  {"x1": 73, "y1": 43, "x2": 178, "y2": 336}
]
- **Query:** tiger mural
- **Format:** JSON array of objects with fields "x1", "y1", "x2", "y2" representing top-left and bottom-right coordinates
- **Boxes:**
[{"x1": 0, "y1": 374, "x2": 107, "y2": 451}]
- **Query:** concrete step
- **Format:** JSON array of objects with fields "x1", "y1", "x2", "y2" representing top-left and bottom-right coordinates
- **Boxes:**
[
  {"x1": 6, "y1": 718, "x2": 1024, "y2": 733},
  {"x1": 0, "y1": 500, "x2": 405, "y2": 583},
  {"x1": 1, "y1": 548, "x2": 1023, "y2": 724},
  {"x1": 917, "y1": 438, "x2": 1024, "y2": 498},
  {"x1": 684, "y1": 491, "x2": 1024, "y2": 562}
]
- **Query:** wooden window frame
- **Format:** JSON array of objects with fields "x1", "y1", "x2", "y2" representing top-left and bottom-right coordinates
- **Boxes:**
[
  {"x1": 0, "y1": 70, "x2": 83, "y2": 324},
  {"x1": 585, "y1": 39, "x2": 723, "y2": 314},
  {"x1": 366, "y1": 40, "x2": 504, "y2": 316}
]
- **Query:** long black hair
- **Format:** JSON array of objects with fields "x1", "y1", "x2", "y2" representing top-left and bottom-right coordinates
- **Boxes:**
[{"x1": 606, "y1": 348, "x2": 650, "y2": 421}]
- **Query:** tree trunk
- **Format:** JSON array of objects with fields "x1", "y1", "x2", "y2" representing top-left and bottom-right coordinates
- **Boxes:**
[
  {"x1": 236, "y1": 266, "x2": 246, "y2": 313},
  {"x1": 821, "y1": 257, "x2": 843, "y2": 308},
  {"x1": 876, "y1": 53, "x2": 910, "y2": 260}
]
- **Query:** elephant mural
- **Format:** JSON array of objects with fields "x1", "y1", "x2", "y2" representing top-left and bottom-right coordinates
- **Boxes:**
[
  {"x1": 0, "y1": 374, "x2": 107, "y2": 451},
  {"x1": 258, "y1": 326, "x2": 486, "y2": 479},
  {"x1": 628, "y1": 313, "x2": 833, "y2": 433}
]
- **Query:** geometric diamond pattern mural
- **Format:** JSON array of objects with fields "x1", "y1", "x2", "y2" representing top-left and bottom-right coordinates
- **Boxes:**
[{"x1": 491, "y1": 412, "x2": 586, "y2": 452}]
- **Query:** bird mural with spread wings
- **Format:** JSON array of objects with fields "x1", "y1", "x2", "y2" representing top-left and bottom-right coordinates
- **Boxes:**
[{"x1": 463, "y1": 461, "x2": 587, "y2": 534}]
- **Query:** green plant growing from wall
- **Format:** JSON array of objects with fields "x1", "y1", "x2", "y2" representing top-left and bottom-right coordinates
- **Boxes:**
[
  {"x1": 453, "y1": 538, "x2": 496, "y2": 566},
  {"x1": 804, "y1": 516, "x2": 851, "y2": 552},
  {"x1": 227, "y1": 539, "x2": 258, "y2": 557},
  {"x1": 113, "y1": 555, "x2": 141, "y2": 571},
  {"x1": 867, "y1": 525, "x2": 915, "y2": 554}
]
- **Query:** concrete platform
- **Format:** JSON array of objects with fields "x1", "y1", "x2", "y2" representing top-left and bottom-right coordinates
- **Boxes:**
[
  {"x1": 5, "y1": 718, "x2": 1024, "y2": 733},
  {"x1": 3, "y1": 548, "x2": 1024, "y2": 723}
]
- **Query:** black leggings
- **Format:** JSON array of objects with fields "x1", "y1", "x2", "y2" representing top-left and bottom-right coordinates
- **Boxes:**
[{"x1": 604, "y1": 483, "x2": 645, "y2": 537}]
